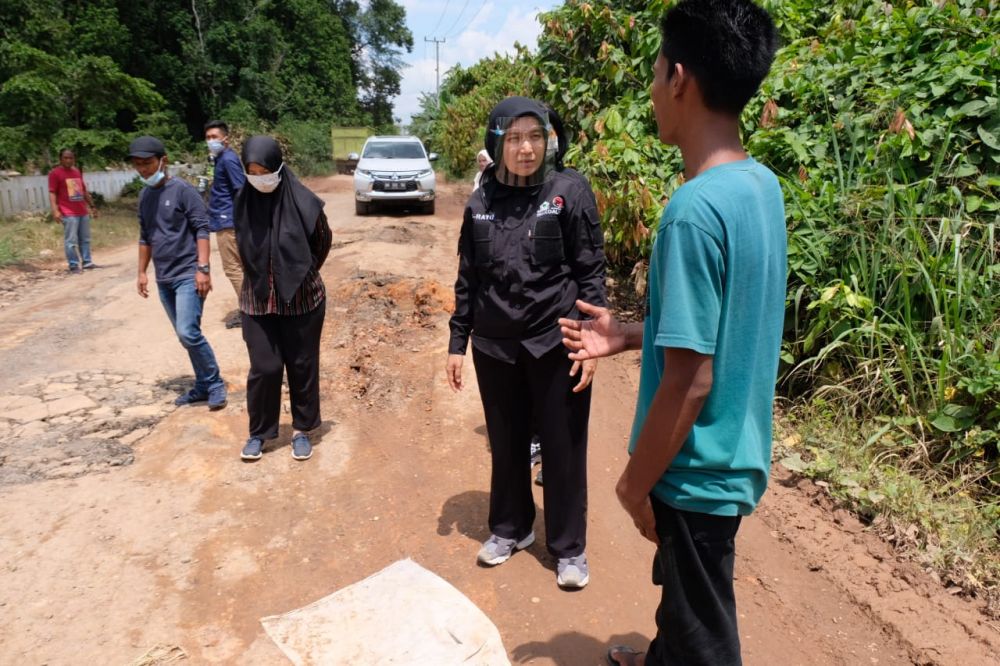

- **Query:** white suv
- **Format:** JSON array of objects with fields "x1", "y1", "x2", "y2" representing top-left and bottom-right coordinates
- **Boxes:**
[{"x1": 351, "y1": 136, "x2": 437, "y2": 215}]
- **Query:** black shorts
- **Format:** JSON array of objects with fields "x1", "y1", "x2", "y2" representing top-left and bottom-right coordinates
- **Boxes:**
[{"x1": 646, "y1": 497, "x2": 743, "y2": 666}]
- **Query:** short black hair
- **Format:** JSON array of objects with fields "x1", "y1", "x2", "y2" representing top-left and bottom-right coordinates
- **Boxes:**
[
  {"x1": 659, "y1": 0, "x2": 778, "y2": 115},
  {"x1": 59, "y1": 148, "x2": 74, "y2": 157},
  {"x1": 204, "y1": 120, "x2": 229, "y2": 135}
]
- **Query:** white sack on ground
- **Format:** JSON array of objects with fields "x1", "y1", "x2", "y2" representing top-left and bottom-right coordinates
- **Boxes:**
[{"x1": 260, "y1": 558, "x2": 510, "y2": 665}]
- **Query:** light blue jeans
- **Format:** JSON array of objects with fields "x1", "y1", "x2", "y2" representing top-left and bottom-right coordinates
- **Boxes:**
[
  {"x1": 61, "y1": 215, "x2": 92, "y2": 268},
  {"x1": 157, "y1": 278, "x2": 225, "y2": 395}
]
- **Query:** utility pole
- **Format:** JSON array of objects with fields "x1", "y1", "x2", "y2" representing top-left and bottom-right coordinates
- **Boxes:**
[{"x1": 424, "y1": 36, "x2": 446, "y2": 109}]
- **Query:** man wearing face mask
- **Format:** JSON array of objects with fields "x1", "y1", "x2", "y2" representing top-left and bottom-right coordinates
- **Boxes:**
[
  {"x1": 204, "y1": 120, "x2": 246, "y2": 328},
  {"x1": 129, "y1": 135, "x2": 228, "y2": 411}
]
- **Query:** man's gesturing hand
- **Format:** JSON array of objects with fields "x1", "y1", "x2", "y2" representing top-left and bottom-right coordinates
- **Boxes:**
[{"x1": 559, "y1": 299, "x2": 627, "y2": 361}]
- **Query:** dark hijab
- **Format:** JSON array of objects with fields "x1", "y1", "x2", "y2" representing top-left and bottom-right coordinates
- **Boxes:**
[
  {"x1": 480, "y1": 97, "x2": 569, "y2": 199},
  {"x1": 233, "y1": 136, "x2": 325, "y2": 304}
]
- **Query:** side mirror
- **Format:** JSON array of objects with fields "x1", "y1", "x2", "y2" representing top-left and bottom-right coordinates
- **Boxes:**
[
  {"x1": 347, "y1": 152, "x2": 359, "y2": 161},
  {"x1": 428, "y1": 153, "x2": 439, "y2": 161}
]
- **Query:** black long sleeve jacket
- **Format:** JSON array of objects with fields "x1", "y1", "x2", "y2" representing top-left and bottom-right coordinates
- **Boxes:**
[{"x1": 448, "y1": 168, "x2": 608, "y2": 363}]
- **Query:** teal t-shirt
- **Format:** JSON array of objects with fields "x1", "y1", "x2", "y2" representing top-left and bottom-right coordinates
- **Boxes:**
[{"x1": 628, "y1": 157, "x2": 787, "y2": 516}]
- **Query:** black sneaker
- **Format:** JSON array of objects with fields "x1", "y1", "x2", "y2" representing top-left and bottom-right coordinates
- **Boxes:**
[{"x1": 68, "y1": 266, "x2": 82, "y2": 274}]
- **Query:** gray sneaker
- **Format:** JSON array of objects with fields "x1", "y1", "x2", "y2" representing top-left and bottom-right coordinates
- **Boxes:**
[
  {"x1": 476, "y1": 532, "x2": 535, "y2": 566},
  {"x1": 529, "y1": 435, "x2": 542, "y2": 467},
  {"x1": 557, "y1": 553, "x2": 589, "y2": 588}
]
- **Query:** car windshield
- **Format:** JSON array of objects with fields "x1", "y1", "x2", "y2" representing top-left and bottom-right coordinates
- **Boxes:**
[{"x1": 362, "y1": 142, "x2": 425, "y2": 159}]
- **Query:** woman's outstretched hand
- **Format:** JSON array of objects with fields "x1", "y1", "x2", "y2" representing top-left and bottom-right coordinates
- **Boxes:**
[{"x1": 559, "y1": 299, "x2": 627, "y2": 361}]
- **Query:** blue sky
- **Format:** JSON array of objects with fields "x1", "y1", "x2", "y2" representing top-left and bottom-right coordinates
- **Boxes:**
[{"x1": 394, "y1": 0, "x2": 563, "y2": 124}]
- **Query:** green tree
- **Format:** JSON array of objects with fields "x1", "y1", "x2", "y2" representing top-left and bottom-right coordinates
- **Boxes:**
[{"x1": 334, "y1": 0, "x2": 414, "y2": 129}]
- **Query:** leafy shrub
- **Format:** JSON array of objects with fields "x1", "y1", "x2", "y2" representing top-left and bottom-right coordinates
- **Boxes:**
[
  {"x1": 273, "y1": 118, "x2": 336, "y2": 176},
  {"x1": 427, "y1": 0, "x2": 1000, "y2": 590}
]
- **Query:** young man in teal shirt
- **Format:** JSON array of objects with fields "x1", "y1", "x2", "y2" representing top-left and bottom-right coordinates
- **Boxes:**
[{"x1": 560, "y1": 1, "x2": 783, "y2": 664}]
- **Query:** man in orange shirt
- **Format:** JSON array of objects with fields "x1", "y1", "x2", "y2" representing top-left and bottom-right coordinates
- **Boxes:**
[{"x1": 48, "y1": 148, "x2": 98, "y2": 273}]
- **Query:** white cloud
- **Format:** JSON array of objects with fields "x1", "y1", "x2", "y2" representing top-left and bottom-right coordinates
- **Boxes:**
[{"x1": 395, "y1": 3, "x2": 547, "y2": 124}]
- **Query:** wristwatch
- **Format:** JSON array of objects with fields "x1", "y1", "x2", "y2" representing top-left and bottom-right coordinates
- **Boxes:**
[{"x1": 196, "y1": 263, "x2": 211, "y2": 274}]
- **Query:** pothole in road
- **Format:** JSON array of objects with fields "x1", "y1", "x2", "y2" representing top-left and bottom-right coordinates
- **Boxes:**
[
  {"x1": 326, "y1": 271, "x2": 453, "y2": 409},
  {"x1": 0, "y1": 371, "x2": 187, "y2": 486},
  {"x1": 374, "y1": 222, "x2": 434, "y2": 246}
]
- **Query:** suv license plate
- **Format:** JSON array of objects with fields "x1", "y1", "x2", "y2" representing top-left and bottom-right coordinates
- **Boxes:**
[{"x1": 385, "y1": 182, "x2": 406, "y2": 191}]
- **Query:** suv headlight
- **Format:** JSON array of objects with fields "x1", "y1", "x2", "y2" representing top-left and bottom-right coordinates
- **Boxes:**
[
  {"x1": 357, "y1": 169, "x2": 371, "y2": 177},
  {"x1": 417, "y1": 169, "x2": 433, "y2": 178}
]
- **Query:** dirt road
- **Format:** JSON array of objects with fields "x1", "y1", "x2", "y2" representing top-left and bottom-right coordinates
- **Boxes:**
[{"x1": 0, "y1": 175, "x2": 996, "y2": 665}]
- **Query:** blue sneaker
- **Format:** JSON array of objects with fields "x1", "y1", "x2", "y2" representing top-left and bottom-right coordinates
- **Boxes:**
[
  {"x1": 291, "y1": 432, "x2": 312, "y2": 461},
  {"x1": 207, "y1": 385, "x2": 227, "y2": 411},
  {"x1": 174, "y1": 389, "x2": 208, "y2": 406},
  {"x1": 241, "y1": 437, "x2": 263, "y2": 461}
]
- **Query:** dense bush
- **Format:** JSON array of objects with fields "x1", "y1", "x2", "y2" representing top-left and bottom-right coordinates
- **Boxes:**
[{"x1": 426, "y1": 0, "x2": 1000, "y2": 589}]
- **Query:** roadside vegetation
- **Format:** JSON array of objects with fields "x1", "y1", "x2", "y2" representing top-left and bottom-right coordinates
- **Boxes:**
[
  {"x1": 0, "y1": 199, "x2": 138, "y2": 268},
  {"x1": 0, "y1": 0, "x2": 413, "y2": 176},
  {"x1": 413, "y1": 0, "x2": 1000, "y2": 603}
]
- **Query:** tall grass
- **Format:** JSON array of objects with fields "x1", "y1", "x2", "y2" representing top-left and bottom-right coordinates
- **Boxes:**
[{"x1": 0, "y1": 199, "x2": 139, "y2": 268}]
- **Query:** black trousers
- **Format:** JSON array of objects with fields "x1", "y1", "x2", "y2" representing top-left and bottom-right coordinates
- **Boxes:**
[
  {"x1": 647, "y1": 497, "x2": 743, "y2": 665},
  {"x1": 241, "y1": 301, "x2": 325, "y2": 439},
  {"x1": 472, "y1": 344, "x2": 591, "y2": 558}
]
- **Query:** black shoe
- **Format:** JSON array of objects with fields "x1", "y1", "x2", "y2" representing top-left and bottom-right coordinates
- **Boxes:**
[{"x1": 224, "y1": 311, "x2": 242, "y2": 329}]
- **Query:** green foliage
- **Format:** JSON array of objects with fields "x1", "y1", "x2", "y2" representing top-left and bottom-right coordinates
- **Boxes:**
[
  {"x1": 0, "y1": 199, "x2": 139, "y2": 267},
  {"x1": 423, "y1": 52, "x2": 535, "y2": 178},
  {"x1": 425, "y1": 0, "x2": 1000, "y2": 590},
  {"x1": 273, "y1": 118, "x2": 336, "y2": 176},
  {"x1": 749, "y1": 0, "x2": 999, "y2": 475},
  {"x1": 533, "y1": 0, "x2": 677, "y2": 268},
  {"x1": 0, "y1": 0, "x2": 413, "y2": 171}
]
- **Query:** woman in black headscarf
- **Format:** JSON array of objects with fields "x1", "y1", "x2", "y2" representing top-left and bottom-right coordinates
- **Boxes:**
[
  {"x1": 446, "y1": 97, "x2": 607, "y2": 589},
  {"x1": 233, "y1": 135, "x2": 332, "y2": 462}
]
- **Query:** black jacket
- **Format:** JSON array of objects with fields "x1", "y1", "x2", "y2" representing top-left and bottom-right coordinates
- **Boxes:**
[{"x1": 448, "y1": 167, "x2": 608, "y2": 363}]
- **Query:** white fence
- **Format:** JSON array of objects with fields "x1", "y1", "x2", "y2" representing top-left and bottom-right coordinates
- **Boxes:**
[{"x1": 0, "y1": 166, "x2": 194, "y2": 217}]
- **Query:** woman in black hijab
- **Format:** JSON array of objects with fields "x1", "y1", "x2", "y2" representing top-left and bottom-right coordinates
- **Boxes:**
[
  {"x1": 233, "y1": 135, "x2": 332, "y2": 462},
  {"x1": 446, "y1": 97, "x2": 607, "y2": 588}
]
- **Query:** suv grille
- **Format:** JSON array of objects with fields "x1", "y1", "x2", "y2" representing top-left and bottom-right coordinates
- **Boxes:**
[{"x1": 373, "y1": 180, "x2": 418, "y2": 192}]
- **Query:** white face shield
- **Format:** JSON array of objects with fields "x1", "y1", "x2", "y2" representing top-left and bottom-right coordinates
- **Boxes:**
[{"x1": 490, "y1": 113, "x2": 558, "y2": 187}]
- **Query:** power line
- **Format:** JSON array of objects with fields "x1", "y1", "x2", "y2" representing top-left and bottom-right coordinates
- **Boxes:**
[
  {"x1": 446, "y1": 0, "x2": 488, "y2": 39},
  {"x1": 429, "y1": 0, "x2": 452, "y2": 37},
  {"x1": 442, "y1": 0, "x2": 471, "y2": 38}
]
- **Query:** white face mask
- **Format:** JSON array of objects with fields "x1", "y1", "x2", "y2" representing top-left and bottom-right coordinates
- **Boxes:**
[{"x1": 246, "y1": 163, "x2": 283, "y2": 193}]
